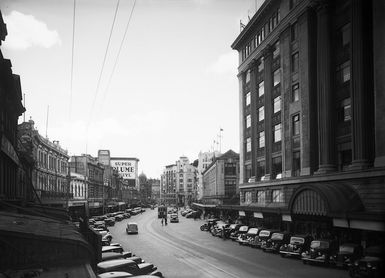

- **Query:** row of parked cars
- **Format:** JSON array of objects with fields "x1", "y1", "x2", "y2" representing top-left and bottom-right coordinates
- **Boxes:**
[
  {"x1": 180, "y1": 208, "x2": 200, "y2": 218},
  {"x1": 90, "y1": 209, "x2": 163, "y2": 278},
  {"x1": 201, "y1": 219, "x2": 384, "y2": 278}
]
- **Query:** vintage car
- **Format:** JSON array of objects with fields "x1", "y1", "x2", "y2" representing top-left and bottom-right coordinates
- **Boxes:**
[
  {"x1": 105, "y1": 218, "x2": 116, "y2": 227},
  {"x1": 97, "y1": 259, "x2": 162, "y2": 277},
  {"x1": 212, "y1": 222, "x2": 230, "y2": 237},
  {"x1": 185, "y1": 210, "x2": 199, "y2": 218},
  {"x1": 126, "y1": 223, "x2": 139, "y2": 234},
  {"x1": 102, "y1": 252, "x2": 139, "y2": 262},
  {"x1": 230, "y1": 225, "x2": 249, "y2": 241},
  {"x1": 223, "y1": 224, "x2": 242, "y2": 239},
  {"x1": 252, "y1": 229, "x2": 279, "y2": 249},
  {"x1": 237, "y1": 227, "x2": 259, "y2": 246},
  {"x1": 170, "y1": 213, "x2": 179, "y2": 223},
  {"x1": 331, "y1": 243, "x2": 363, "y2": 268},
  {"x1": 279, "y1": 235, "x2": 313, "y2": 258},
  {"x1": 301, "y1": 239, "x2": 338, "y2": 264},
  {"x1": 262, "y1": 231, "x2": 291, "y2": 253},
  {"x1": 94, "y1": 221, "x2": 108, "y2": 230},
  {"x1": 102, "y1": 245, "x2": 125, "y2": 254},
  {"x1": 348, "y1": 245, "x2": 384, "y2": 278},
  {"x1": 200, "y1": 218, "x2": 219, "y2": 231},
  {"x1": 98, "y1": 272, "x2": 134, "y2": 278},
  {"x1": 114, "y1": 214, "x2": 124, "y2": 222}
]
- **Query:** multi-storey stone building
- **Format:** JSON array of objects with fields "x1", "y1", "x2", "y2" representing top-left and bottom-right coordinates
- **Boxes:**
[
  {"x1": 196, "y1": 151, "x2": 221, "y2": 200},
  {"x1": 231, "y1": 0, "x2": 385, "y2": 246},
  {"x1": 175, "y1": 156, "x2": 197, "y2": 206},
  {"x1": 18, "y1": 120, "x2": 70, "y2": 207},
  {"x1": 160, "y1": 164, "x2": 177, "y2": 205}
]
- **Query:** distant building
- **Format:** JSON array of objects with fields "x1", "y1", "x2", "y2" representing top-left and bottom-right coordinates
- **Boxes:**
[
  {"x1": 68, "y1": 172, "x2": 87, "y2": 219},
  {"x1": 196, "y1": 151, "x2": 221, "y2": 200},
  {"x1": 160, "y1": 164, "x2": 177, "y2": 205},
  {"x1": 18, "y1": 120, "x2": 70, "y2": 208},
  {"x1": 149, "y1": 178, "x2": 161, "y2": 204},
  {"x1": 201, "y1": 150, "x2": 240, "y2": 206},
  {"x1": 110, "y1": 157, "x2": 139, "y2": 189},
  {"x1": 232, "y1": 0, "x2": 385, "y2": 245},
  {"x1": 176, "y1": 156, "x2": 197, "y2": 206},
  {"x1": 139, "y1": 172, "x2": 152, "y2": 205}
]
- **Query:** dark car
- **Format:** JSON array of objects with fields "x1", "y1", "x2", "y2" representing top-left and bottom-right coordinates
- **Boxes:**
[
  {"x1": 252, "y1": 229, "x2": 279, "y2": 249},
  {"x1": 223, "y1": 224, "x2": 242, "y2": 238},
  {"x1": 211, "y1": 222, "x2": 230, "y2": 237},
  {"x1": 102, "y1": 252, "x2": 135, "y2": 262},
  {"x1": 230, "y1": 225, "x2": 249, "y2": 241},
  {"x1": 200, "y1": 218, "x2": 219, "y2": 231},
  {"x1": 348, "y1": 245, "x2": 384, "y2": 278},
  {"x1": 97, "y1": 259, "x2": 162, "y2": 277},
  {"x1": 115, "y1": 214, "x2": 124, "y2": 222},
  {"x1": 105, "y1": 218, "x2": 116, "y2": 226},
  {"x1": 237, "y1": 227, "x2": 259, "y2": 246},
  {"x1": 185, "y1": 210, "x2": 198, "y2": 218},
  {"x1": 279, "y1": 235, "x2": 313, "y2": 258},
  {"x1": 331, "y1": 243, "x2": 363, "y2": 268},
  {"x1": 301, "y1": 239, "x2": 338, "y2": 265},
  {"x1": 262, "y1": 231, "x2": 291, "y2": 253}
]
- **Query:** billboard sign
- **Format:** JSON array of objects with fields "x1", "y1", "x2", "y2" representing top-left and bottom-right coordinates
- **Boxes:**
[{"x1": 111, "y1": 158, "x2": 138, "y2": 180}]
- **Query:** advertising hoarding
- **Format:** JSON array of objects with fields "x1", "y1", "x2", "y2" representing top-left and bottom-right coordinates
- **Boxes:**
[{"x1": 110, "y1": 158, "x2": 138, "y2": 180}]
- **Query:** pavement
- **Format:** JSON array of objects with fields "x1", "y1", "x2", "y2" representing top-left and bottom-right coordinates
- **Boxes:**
[{"x1": 108, "y1": 209, "x2": 349, "y2": 278}]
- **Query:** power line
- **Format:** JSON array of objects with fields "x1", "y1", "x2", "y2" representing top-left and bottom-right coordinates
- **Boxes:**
[
  {"x1": 69, "y1": 0, "x2": 76, "y2": 122},
  {"x1": 100, "y1": 0, "x2": 137, "y2": 113},
  {"x1": 88, "y1": 0, "x2": 121, "y2": 126}
]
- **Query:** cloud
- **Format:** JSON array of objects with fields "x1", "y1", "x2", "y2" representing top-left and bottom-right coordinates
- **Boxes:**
[
  {"x1": 206, "y1": 52, "x2": 238, "y2": 75},
  {"x1": 3, "y1": 11, "x2": 61, "y2": 50}
]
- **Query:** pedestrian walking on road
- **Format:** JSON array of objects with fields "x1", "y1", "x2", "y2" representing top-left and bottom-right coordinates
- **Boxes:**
[
  {"x1": 164, "y1": 216, "x2": 168, "y2": 225},
  {"x1": 161, "y1": 218, "x2": 164, "y2": 226}
]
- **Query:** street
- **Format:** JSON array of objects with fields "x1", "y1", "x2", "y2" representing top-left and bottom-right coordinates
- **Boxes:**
[{"x1": 108, "y1": 209, "x2": 349, "y2": 278}]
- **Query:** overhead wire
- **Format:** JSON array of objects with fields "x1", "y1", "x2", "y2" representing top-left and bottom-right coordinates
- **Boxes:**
[
  {"x1": 100, "y1": 0, "x2": 137, "y2": 113},
  {"x1": 87, "y1": 0, "x2": 121, "y2": 128}
]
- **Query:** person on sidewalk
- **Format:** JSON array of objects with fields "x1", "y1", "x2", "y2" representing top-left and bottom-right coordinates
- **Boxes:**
[{"x1": 161, "y1": 218, "x2": 164, "y2": 226}]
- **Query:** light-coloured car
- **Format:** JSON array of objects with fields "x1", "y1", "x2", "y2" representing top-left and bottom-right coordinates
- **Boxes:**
[
  {"x1": 126, "y1": 222, "x2": 138, "y2": 234},
  {"x1": 170, "y1": 213, "x2": 179, "y2": 223}
]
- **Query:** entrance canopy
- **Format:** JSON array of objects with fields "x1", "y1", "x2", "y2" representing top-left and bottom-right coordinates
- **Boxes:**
[{"x1": 289, "y1": 183, "x2": 364, "y2": 217}]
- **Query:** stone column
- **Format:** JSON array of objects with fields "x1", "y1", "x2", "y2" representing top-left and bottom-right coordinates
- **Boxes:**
[
  {"x1": 263, "y1": 45, "x2": 273, "y2": 179},
  {"x1": 249, "y1": 60, "x2": 258, "y2": 177},
  {"x1": 372, "y1": 0, "x2": 385, "y2": 167},
  {"x1": 350, "y1": 0, "x2": 374, "y2": 170},
  {"x1": 238, "y1": 72, "x2": 245, "y2": 184},
  {"x1": 315, "y1": 1, "x2": 336, "y2": 173}
]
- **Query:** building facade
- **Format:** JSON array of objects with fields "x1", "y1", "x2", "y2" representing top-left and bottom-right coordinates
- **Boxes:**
[
  {"x1": 232, "y1": 0, "x2": 385, "y2": 246},
  {"x1": 149, "y1": 178, "x2": 161, "y2": 204},
  {"x1": 176, "y1": 156, "x2": 197, "y2": 206},
  {"x1": 0, "y1": 12, "x2": 26, "y2": 201},
  {"x1": 18, "y1": 120, "x2": 70, "y2": 207},
  {"x1": 196, "y1": 151, "x2": 221, "y2": 200},
  {"x1": 160, "y1": 164, "x2": 177, "y2": 205},
  {"x1": 201, "y1": 150, "x2": 240, "y2": 206}
]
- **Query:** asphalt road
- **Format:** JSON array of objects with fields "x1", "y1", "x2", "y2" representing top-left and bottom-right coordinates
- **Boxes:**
[{"x1": 108, "y1": 209, "x2": 349, "y2": 278}]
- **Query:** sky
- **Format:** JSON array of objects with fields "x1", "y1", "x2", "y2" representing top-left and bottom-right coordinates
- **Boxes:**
[{"x1": 1, "y1": 0, "x2": 260, "y2": 178}]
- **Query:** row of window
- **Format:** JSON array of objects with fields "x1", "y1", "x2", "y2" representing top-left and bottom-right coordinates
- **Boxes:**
[
  {"x1": 38, "y1": 148, "x2": 68, "y2": 174},
  {"x1": 37, "y1": 173, "x2": 67, "y2": 193},
  {"x1": 241, "y1": 189, "x2": 284, "y2": 204},
  {"x1": 242, "y1": 9, "x2": 281, "y2": 61},
  {"x1": 71, "y1": 182, "x2": 86, "y2": 198}
]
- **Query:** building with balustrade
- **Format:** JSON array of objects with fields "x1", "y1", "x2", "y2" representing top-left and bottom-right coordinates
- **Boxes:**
[
  {"x1": 231, "y1": 0, "x2": 385, "y2": 247},
  {"x1": 18, "y1": 119, "x2": 70, "y2": 208}
]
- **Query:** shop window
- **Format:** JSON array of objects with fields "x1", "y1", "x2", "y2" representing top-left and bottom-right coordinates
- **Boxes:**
[
  {"x1": 257, "y1": 160, "x2": 265, "y2": 180},
  {"x1": 258, "y1": 106, "x2": 265, "y2": 122},
  {"x1": 292, "y1": 151, "x2": 301, "y2": 177},
  {"x1": 292, "y1": 114, "x2": 300, "y2": 136},
  {"x1": 273, "y1": 69, "x2": 281, "y2": 87},
  {"x1": 258, "y1": 81, "x2": 265, "y2": 97},
  {"x1": 291, "y1": 22, "x2": 298, "y2": 42},
  {"x1": 274, "y1": 123, "x2": 282, "y2": 143},
  {"x1": 245, "y1": 191, "x2": 252, "y2": 204},
  {"x1": 272, "y1": 189, "x2": 284, "y2": 203},
  {"x1": 273, "y1": 96, "x2": 281, "y2": 113},
  {"x1": 272, "y1": 156, "x2": 282, "y2": 179},
  {"x1": 259, "y1": 131, "x2": 265, "y2": 148},
  {"x1": 240, "y1": 191, "x2": 245, "y2": 203},
  {"x1": 292, "y1": 52, "x2": 299, "y2": 73},
  {"x1": 257, "y1": 191, "x2": 266, "y2": 204},
  {"x1": 292, "y1": 83, "x2": 299, "y2": 102},
  {"x1": 246, "y1": 92, "x2": 251, "y2": 106}
]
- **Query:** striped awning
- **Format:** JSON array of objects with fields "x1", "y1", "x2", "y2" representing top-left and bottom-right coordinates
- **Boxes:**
[{"x1": 292, "y1": 189, "x2": 327, "y2": 216}]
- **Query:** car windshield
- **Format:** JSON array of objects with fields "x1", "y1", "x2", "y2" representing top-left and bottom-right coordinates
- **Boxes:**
[
  {"x1": 239, "y1": 226, "x2": 249, "y2": 232},
  {"x1": 290, "y1": 237, "x2": 305, "y2": 244},
  {"x1": 259, "y1": 231, "x2": 270, "y2": 237},
  {"x1": 339, "y1": 245, "x2": 355, "y2": 253},
  {"x1": 310, "y1": 241, "x2": 329, "y2": 249},
  {"x1": 271, "y1": 233, "x2": 284, "y2": 240}
]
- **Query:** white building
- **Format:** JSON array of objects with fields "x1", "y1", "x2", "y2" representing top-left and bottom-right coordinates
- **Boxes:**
[{"x1": 196, "y1": 151, "x2": 221, "y2": 200}]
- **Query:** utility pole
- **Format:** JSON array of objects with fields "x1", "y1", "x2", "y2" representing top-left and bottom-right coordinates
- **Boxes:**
[{"x1": 45, "y1": 105, "x2": 49, "y2": 138}]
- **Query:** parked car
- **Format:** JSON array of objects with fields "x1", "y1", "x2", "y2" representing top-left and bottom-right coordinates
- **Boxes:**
[
  {"x1": 181, "y1": 209, "x2": 193, "y2": 216},
  {"x1": 261, "y1": 231, "x2": 291, "y2": 253},
  {"x1": 279, "y1": 235, "x2": 313, "y2": 258},
  {"x1": 237, "y1": 227, "x2": 258, "y2": 246},
  {"x1": 211, "y1": 221, "x2": 230, "y2": 237},
  {"x1": 200, "y1": 218, "x2": 219, "y2": 231},
  {"x1": 223, "y1": 224, "x2": 242, "y2": 238},
  {"x1": 230, "y1": 225, "x2": 248, "y2": 241},
  {"x1": 102, "y1": 252, "x2": 135, "y2": 262},
  {"x1": 301, "y1": 239, "x2": 338, "y2": 265},
  {"x1": 252, "y1": 229, "x2": 279, "y2": 248},
  {"x1": 97, "y1": 259, "x2": 162, "y2": 277},
  {"x1": 102, "y1": 245, "x2": 125, "y2": 254},
  {"x1": 185, "y1": 211, "x2": 199, "y2": 218},
  {"x1": 105, "y1": 218, "x2": 116, "y2": 227},
  {"x1": 331, "y1": 243, "x2": 363, "y2": 268},
  {"x1": 115, "y1": 215, "x2": 124, "y2": 222},
  {"x1": 94, "y1": 221, "x2": 108, "y2": 230},
  {"x1": 123, "y1": 213, "x2": 131, "y2": 219},
  {"x1": 170, "y1": 213, "x2": 179, "y2": 223},
  {"x1": 126, "y1": 222, "x2": 139, "y2": 234},
  {"x1": 348, "y1": 245, "x2": 384, "y2": 278}
]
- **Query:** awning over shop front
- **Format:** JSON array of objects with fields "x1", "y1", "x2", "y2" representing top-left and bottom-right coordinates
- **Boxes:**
[
  {"x1": 239, "y1": 211, "x2": 245, "y2": 216},
  {"x1": 253, "y1": 212, "x2": 263, "y2": 218},
  {"x1": 289, "y1": 183, "x2": 364, "y2": 217}
]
